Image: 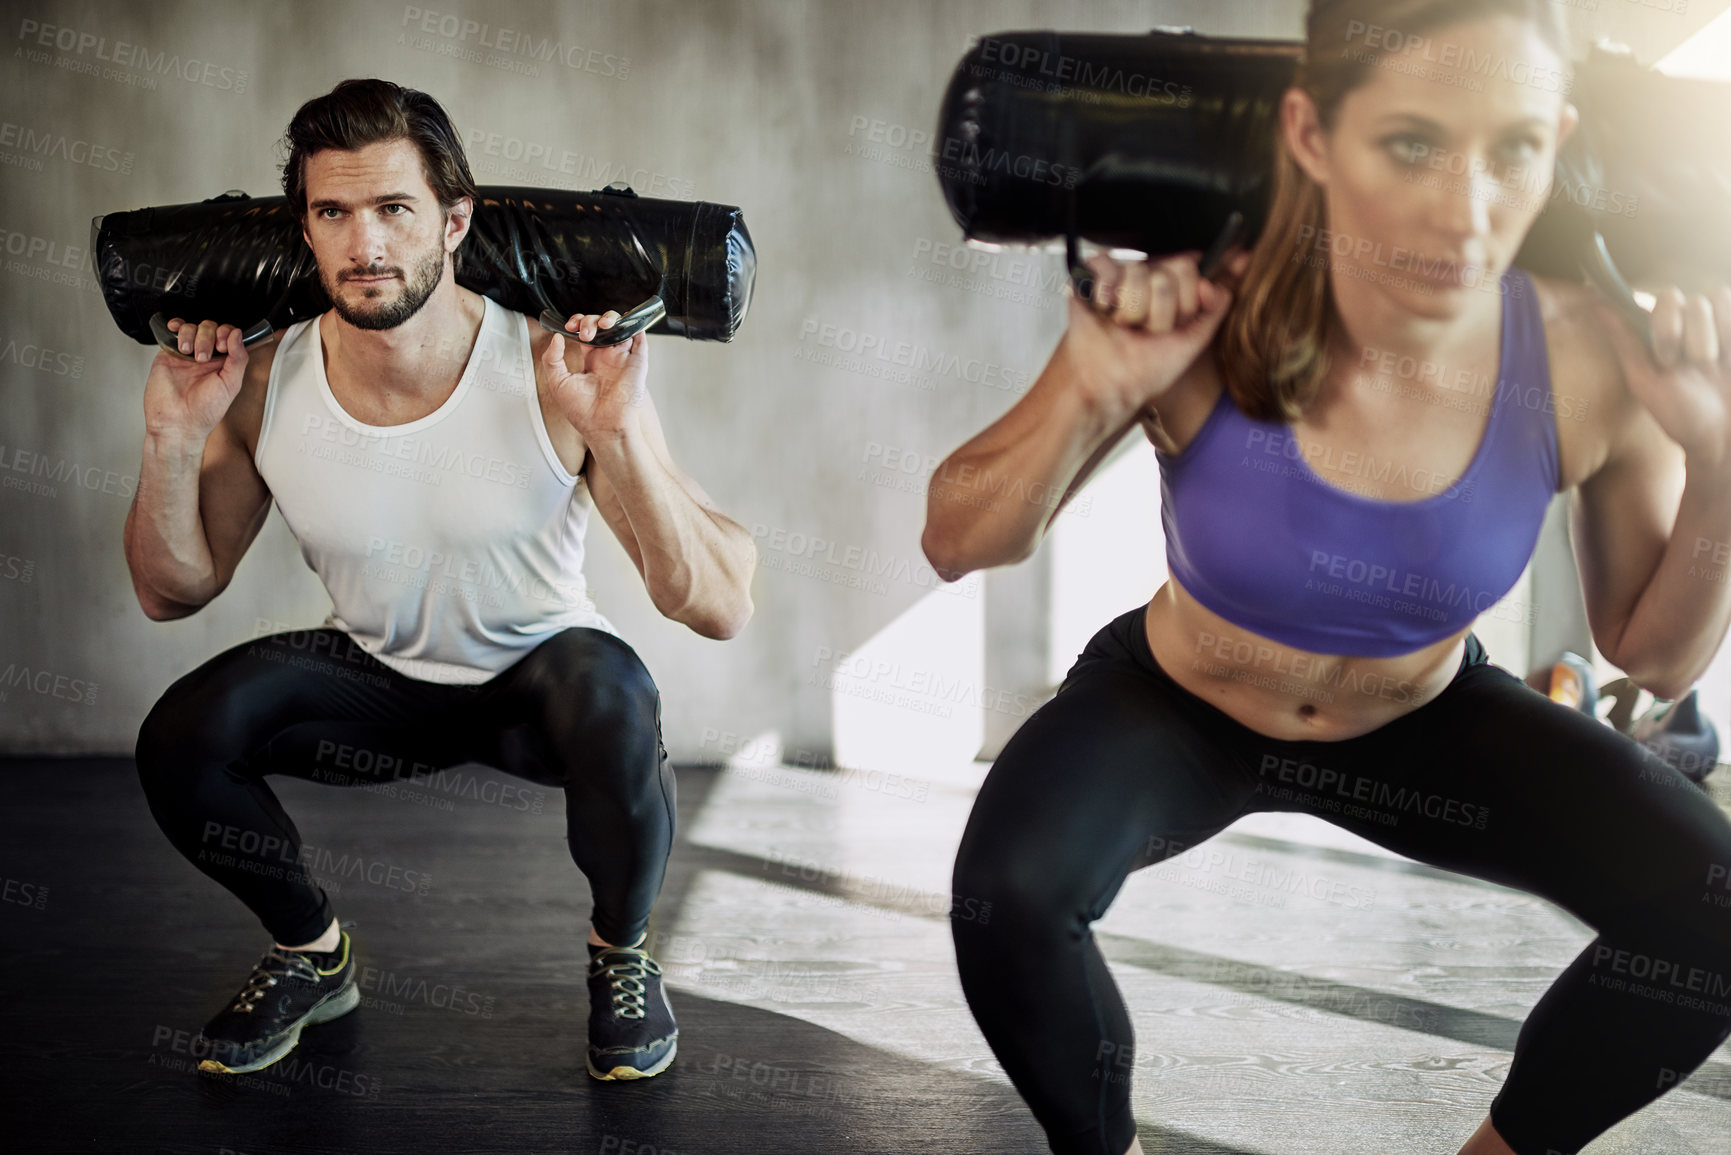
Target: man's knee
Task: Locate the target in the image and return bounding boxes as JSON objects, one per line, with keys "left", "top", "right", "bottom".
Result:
{"left": 134, "top": 689, "right": 203, "bottom": 789}
{"left": 535, "top": 630, "right": 659, "bottom": 721}
{"left": 134, "top": 675, "right": 259, "bottom": 797}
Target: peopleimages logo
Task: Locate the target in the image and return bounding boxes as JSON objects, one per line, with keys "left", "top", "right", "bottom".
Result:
{"left": 0, "top": 335, "right": 83, "bottom": 379}
{"left": 0, "top": 663, "right": 98, "bottom": 706}
{"left": 1306, "top": 551, "right": 1516, "bottom": 618}
{"left": 397, "top": 7, "right": 630, "bottom": 78}
{"left": 14, "top": 20, "right": 251, "bottom": 94}
{"left": 361, "top": 535, "right": 596, "bottom": 613}
{"left": 1243, "top": 426, "right": 1474, "bottom": 503}
{"left": 461, "top": 128, "right": 694, "bottom": 198}
{"left": 972, "top": 36, "right": 1195, "bottom": 106}
{"left": 796, "top": 317, "right": 1028, "bottom": 393}
{"left": 0, "top": 443, "right": 135, "bottom": 499}
{"left": 0, "top": 120, "right": 133, "bottom": 174}
{"left": 297, "top": 414, "right": 533, "bottom": 489}
{"left": 812, "top": 646, "right": 1038, "bottom": 720}
{"left": 1257, "top": 755, "right": 1489, "bottom": 830}
{"left": 935, "top": 135, "right": 1081, "bottom": 189}
{"left": 1343, "top": 20, "right": 1572, "bottom": 95}
{"left": 751, "top": 523, "right": 983, "bottom": 599}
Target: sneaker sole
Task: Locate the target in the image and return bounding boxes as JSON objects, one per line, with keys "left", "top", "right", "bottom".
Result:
{"left": 586, "top": 1036, "right": 678, "bottom": 1081}
{"left": 196, "top": 980, "right": 361, "bottom": 1076}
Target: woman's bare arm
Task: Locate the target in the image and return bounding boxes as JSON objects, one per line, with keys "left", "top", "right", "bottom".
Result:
{"left": 1573, "top": 283, "right": 1731, "bottom": 698}
{"left": 922, "top": 250, "right": 1245, "bottom": 580}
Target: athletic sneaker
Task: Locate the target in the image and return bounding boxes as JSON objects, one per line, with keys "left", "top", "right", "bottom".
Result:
{"left": 585, "top": 940, "right": 678, "bottom": 1079}
{"left": 194, "top": 931, "right": 359, "bottom": 1075}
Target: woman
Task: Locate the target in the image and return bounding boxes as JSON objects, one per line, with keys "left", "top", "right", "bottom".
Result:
{"left": 924, "top": 2, "right": 1731, "bottom": 1153}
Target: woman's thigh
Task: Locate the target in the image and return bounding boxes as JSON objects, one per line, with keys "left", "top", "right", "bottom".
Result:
{"left": 1260, "top": 659, "right": 1731, "bottom": 938}
{"left": 955, "top": 650, "right": 1263, "bottom": 920}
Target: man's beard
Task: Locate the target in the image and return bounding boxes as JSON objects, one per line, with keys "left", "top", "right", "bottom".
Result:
{"left": 325, "top": 242, "right": 446, "bottom": 331}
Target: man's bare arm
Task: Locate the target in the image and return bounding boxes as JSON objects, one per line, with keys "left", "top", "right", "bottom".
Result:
{"left": 537, "top": 315, "right": 755, "bottom": 639}
{"left": 123, "top": 320, "right": 276, "bottom": 620}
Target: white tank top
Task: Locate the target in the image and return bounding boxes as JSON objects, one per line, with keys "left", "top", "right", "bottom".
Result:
{"left": 255, "top": 294, "right": 619, "bottom": 684}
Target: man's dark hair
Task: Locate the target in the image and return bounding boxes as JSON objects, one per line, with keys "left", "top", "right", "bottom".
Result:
{"left": 279, "top": 78, "right": 479, "bottom": 228}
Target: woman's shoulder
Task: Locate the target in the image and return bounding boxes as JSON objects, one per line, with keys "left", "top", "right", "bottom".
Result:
{"left": 1526, "top": 270, "right": 1641, "bottom": 487}
{"left": 1144, "top": 350, "right": 1229, "bottom": 457}
{"left": 1527, "top": 272, "right": 1620, "bottom": 387}
{"left": 1528, "top": 270, "right": 1599, "bottom": 332}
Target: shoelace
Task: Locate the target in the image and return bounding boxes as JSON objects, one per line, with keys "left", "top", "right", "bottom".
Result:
{"left": 230, "top": 948, "right": 321, "bottom": 1014}
{"left": 590, "top": 947, "right": 663, "bottom": 1021}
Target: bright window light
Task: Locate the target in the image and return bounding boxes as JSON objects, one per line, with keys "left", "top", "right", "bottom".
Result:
{"left": 1655, "top": 7, "right": 1731, "bottom": 80}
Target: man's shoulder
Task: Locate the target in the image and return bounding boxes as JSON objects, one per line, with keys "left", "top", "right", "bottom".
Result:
{"left": 497, "top": 301, "right": 589, "bottom": 476}
{"left": 223, "top": 325, "right": 295, "bottom": 459}
{"left": 511, "top": 307, "right": 571, "bottom": 371}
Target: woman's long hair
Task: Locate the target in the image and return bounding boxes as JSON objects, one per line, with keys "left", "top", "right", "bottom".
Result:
{"left": 1216, "top": 0, "right": 1571, "bottom": 421}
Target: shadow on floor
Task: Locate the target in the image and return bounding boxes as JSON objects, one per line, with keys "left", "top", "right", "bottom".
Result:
{"left": 0, "top": 757, "right": 1259, "bottom": 1155}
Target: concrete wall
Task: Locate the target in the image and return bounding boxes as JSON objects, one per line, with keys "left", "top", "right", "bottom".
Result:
{"left": 1, "top": 0, "right": 1723, "bottom": 759}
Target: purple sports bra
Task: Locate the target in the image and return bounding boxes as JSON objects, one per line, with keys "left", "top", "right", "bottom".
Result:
{"left": 1156, "top": 266, "right": 1561, "bottom": 658}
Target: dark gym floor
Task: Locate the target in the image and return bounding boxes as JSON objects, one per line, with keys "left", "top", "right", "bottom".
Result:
{"left": 3, "top": 755, "right": 1730, "bottom": 1154}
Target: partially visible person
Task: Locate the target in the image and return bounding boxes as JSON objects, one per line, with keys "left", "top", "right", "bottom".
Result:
{"left": 923, "top": 4, "right": 1731, "bottom": 1152}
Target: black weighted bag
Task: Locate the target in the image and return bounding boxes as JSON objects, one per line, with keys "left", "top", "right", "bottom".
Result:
{"left": 90, "top": 182, "right": 756, "bottom": 349}
{"left": 936, "top": 30, "right": 1731, "bottom": 328}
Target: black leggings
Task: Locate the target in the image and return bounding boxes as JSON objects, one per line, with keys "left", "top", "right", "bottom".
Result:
{"left": 952, "top": 605, "right": 1731, "bottom": 1155}
{"left": 135, "top": 627, "right": 675, "bottom": 948}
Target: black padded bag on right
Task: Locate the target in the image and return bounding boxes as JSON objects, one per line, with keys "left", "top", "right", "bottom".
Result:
{"left": 935, "top": 30, "right": 1731, "bottom": 288}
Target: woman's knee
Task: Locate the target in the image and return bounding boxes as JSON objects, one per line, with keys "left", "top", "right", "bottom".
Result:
{"left": 952, "top": 758, "right": 1155, "bottom": 945}
{"left": 1599, "top": 859, "right": 1731, "bottom": 979}
{"left": 953, "top": 820, "right": 1095, "bottom": 946}
{"left": 1654, "top": 889, "right": 1731, "bottom": 957}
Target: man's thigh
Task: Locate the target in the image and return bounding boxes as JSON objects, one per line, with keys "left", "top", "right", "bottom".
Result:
{"left": 142, "top": 628, "right": 482, "bottom": 777}
{"left": 468, "top": 627, "right": 664, "bottom": 789}
{"left": 242, "top": 718, "right": 495, "bottom": 792}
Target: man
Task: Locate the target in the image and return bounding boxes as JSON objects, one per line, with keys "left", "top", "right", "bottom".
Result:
{"left": 125, "top": 78, "right": 755, "bottom": 1083}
